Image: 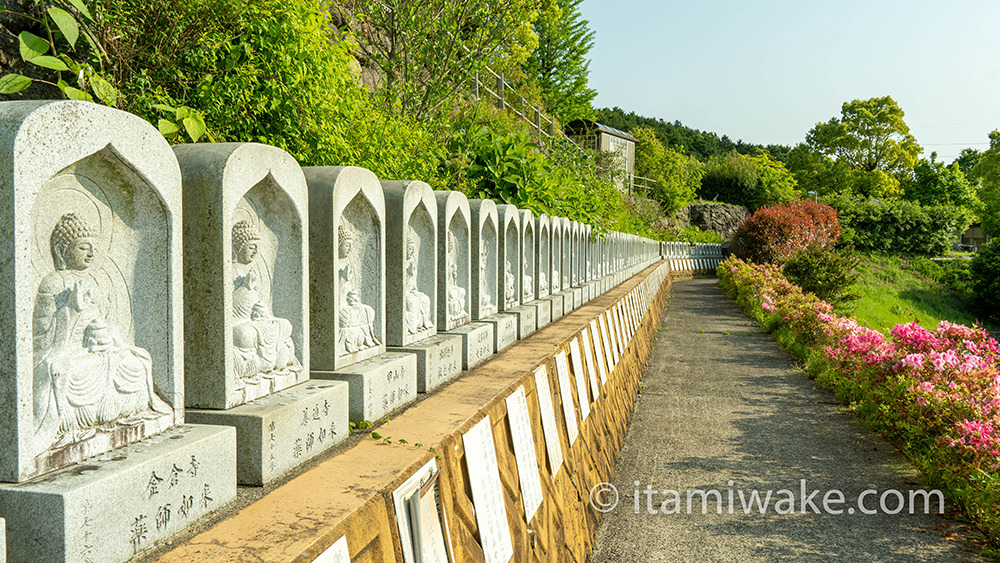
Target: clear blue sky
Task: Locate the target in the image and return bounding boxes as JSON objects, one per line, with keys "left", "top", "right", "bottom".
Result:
{"left": 579, "top": 0, "right": 1000, "bottom": 161}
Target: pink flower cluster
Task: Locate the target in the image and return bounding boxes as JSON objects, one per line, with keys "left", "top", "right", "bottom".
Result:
{"left": 718, "top": 256, "right": 1000, "bottom": 466}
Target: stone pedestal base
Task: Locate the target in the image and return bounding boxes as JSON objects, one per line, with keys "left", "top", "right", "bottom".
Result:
{"left": 187, "top": 381, "right": 349, "bottom": 485}
{"left": 507, "top": 304, "right": 537, "bottom": 339}
{"left": 0, "top": 425, "right": 236, "bottom": 563}
{"left": 571, "top": 286, "right": 584, "bottom": 308}
{"left": 479, "top": 313, "right": 518, "bottom": 353}
{"left": 581, "top": 283, "right": 592, "bottom": 302}
{"left": 441, "top": 322, "right": 495, "bottom": 370}
{"left": 585, "top": 281, "right": 601, "bottom": 300}
{"left": 390, "top": 333, "right": 463, "bottom": 393}
{"left": 554, "top": 290, "right": 575, "bottom": 314}
{"left": 312, "top": 352, "right": 418, "bottom": 423}
{"left": 546, "top": 292, "right": 565, "bottom": 320}
{"left": 534, "top": 299, "right": 551, "bottom": 329}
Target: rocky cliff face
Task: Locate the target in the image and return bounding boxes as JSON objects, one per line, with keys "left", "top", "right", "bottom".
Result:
{"left": 653, "top": 203, "right": 749, "bottom": 240}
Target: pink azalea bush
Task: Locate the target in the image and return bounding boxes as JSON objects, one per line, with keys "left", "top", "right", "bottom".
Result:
{"left": 718, "top": 255, "right": 1000, "bottom": 540}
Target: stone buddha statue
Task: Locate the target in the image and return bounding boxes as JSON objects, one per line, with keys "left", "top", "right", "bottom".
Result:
{"left": 479, "top": 238, "right": 497, "bottom": 317}
{"left": 32, "top": 212, "right": 171, "bottom": 454}
{"left": 504, "top": 258, "right": 516, "bottom": 309}
{"left": 337, "top": 222, "right": 379, "bottom": 354}
{"left": 230, "top": 220, "right": 301, "bottom": 386}
{"left": 403, "top": 228, "right": 434, "bottom": 334}
{"left": 446, "top": 232, "right": 468, "bottom": 325}
{"left": 522, "top": 253, "right": 533, "bottom": 303}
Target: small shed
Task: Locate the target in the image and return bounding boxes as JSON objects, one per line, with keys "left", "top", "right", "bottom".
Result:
{"left": 565, "top": 119, "right": 638, "bottom": 191}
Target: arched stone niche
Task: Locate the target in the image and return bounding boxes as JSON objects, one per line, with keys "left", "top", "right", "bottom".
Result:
{"left": 535, "top": 214, "right": 551, "bottom": 299}
{"left": 0, "top": 101, "right": 183, "bottom": 482}
{"left": 469, "top": 200, "right": 498, "bottom": 320}
{"left": 497, "top": 204, "right": 520, "bottom": 311}
{"left": 572, "top": 221, "right": 583, "bottom": 286}
{"left": 519, "top": 209, "right": 535, "bottom": 304}
{"left": 435, "top": 190, "right": 471, "bottom": 332}
{"left": 305, "top": 166, "right": 385, "bottom": 371}
{"left": 550, "top": 217, "right": 562, "bottom": 293}
{"left": 176, "top": 143, "right": 308, "bottom": 410}
{"left": 560, "top": 218, "right": 572, "bottom": 289}
{"left": 383, "top": 181, "right": 438, "bottom": 347}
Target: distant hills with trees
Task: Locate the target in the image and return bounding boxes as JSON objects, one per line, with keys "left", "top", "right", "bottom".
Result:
{"left": 594, "top": 106, "right": 791, "bottom": 162}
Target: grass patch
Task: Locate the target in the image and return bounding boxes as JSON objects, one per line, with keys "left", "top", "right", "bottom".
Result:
{"left": 849, "top": 254, "right": 995, "bottom": 333}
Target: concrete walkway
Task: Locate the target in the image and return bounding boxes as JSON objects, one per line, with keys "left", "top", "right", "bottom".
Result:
{"left": 589, "top": 278, "right": 988, "bottom": 562}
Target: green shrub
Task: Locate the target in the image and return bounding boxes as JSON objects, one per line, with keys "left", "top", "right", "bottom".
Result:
{"left": 827, "top": 196, "right": 971, "bottom": 256}
{"left": 971, "top": 241, "right": 1000, "bottom": 319}
{"left": 782, "top": 247, "right": 860, "bottom": 307}
{"left": 699, "top": 150, "right": 797, "bottom": 211}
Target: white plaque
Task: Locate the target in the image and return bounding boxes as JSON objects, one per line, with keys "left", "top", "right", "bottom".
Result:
{"left": 626, "top": 296, "right": 636, "bottom": 339}
{"left": 392, "top": 459, "right": 451, "bottom": 563}
{"left": 598, "top": 314, "right": 614, "bottom": 373}
{"left": 411, "top": 478, "right": 450, "bottom": 563}
{"left": 604, "top": 311, "right": 620, "bottom": 366}
{"left": 554, "top": 351, "right": 580, "bottom": 445}
{"left": 505, "top": 387, "right": 544, "bottom": 522}
{"left": 624, "top": 301, "right": 633, "bottom": 342}
{"left": 589, "top": 319, "right": 608, "bottom": 385}
{"left": 581, "top": 328, "right": 600, "bottom": 398}
{"left": 532, "top": 365, "right": 564, "bottom": 476}
{"left": 614, "top": 305, "right": 626, "bottom": 351}
{"left": 462, "top": 416, "right": 514, "bottom": 563}
{"left": 312, "top": 535, "right": 351, "bottom": 563}
{"left": 569, "top": 338, "right": 591, "bottom": 421}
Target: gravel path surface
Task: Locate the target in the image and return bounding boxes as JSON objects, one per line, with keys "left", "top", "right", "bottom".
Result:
{"left": 589, "top": 277, "right": 988, "bottom": 562}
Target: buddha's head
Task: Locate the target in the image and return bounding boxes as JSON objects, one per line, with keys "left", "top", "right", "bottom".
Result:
{"left": 338, "top": 223, "right": 355, "bottom": 259}
{"left": 232, "top": 220, "right": 261, "bottom": 265}
{"left": 51, "top": 212, "right": 98, "bottom": 271}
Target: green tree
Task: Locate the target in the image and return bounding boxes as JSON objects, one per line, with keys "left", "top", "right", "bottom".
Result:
{"left": 330, "top": 0, "right": 543, "bottom": 120}
{"left": 631, "top": 127, "right": 703, "bottom": 213}
{"left": 699, "top": 151, "right": 797, "bottom": 210}
{"left": 972, "top": 131, "right": 1000, "bottom": 237}
{"left": 907, "top": 153, "right": 981, "bottom": 214}
{"left": 805, "top": 96, "right": 922, "bottom": 178}
{"left": 521, "top": 0, "right": 596, "bottom": 124}
{"left": 954, "top": 148, "right": 982, "bottom": 184}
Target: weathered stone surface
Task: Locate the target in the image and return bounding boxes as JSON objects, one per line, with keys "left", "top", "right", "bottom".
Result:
{"left": 391, "top": 332, "right": 462, "bottom": 393}
{"left": 534, "top": 298, "right": 552, "bottom": 329}
{"left": 383, "top": 181, "right": 438, "bottom": 347}
{"left": 0, "top": 100, "right": 184, "bottom": 483}
{"left": 518, "top": 209, "right": 536, "bottom": 305}
{"left": 468, "top": 200, "right": 499, "bottom": 320}
{"left": 497, "top": 204, "right": 520, "bottom": 311}
{"left": 175, "top": 142, "right": 309, "bottom": 410}
{"left": 535, "top": 214, "right": 551, "bottom": 299}
{"left": 305, "top": 166, "right": 385, "bottom": 371}
{"left": 0, "top": 424, "right": 235, "bottom": 563}
{"left": 545, "top": 292, "right": 565, "bottom": 321}
{"left": 186, "top": 381, "right": 348, "bottom": 485}
{"left": 312, "top": 352, "right": 417, "bottom": 423}
{"left": 506, "top": 304, "right": 537, "bottom": 339}
{"left": 550, "top": 216, "right": 563, "bottom": 294}
{"left": 435, "top": 191, "right": 471, "bottom": 332}
{"left": 555, "top": 288, "right": 576, "bottom": 313}
{"left": 652, "top": 202, "right": 748, "bottom": 240}
{"left": 477, "top": 313, "right": 517, "bottom": 353}
{"left": 441, "top": 322, "right": 494, "bottom": 370}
